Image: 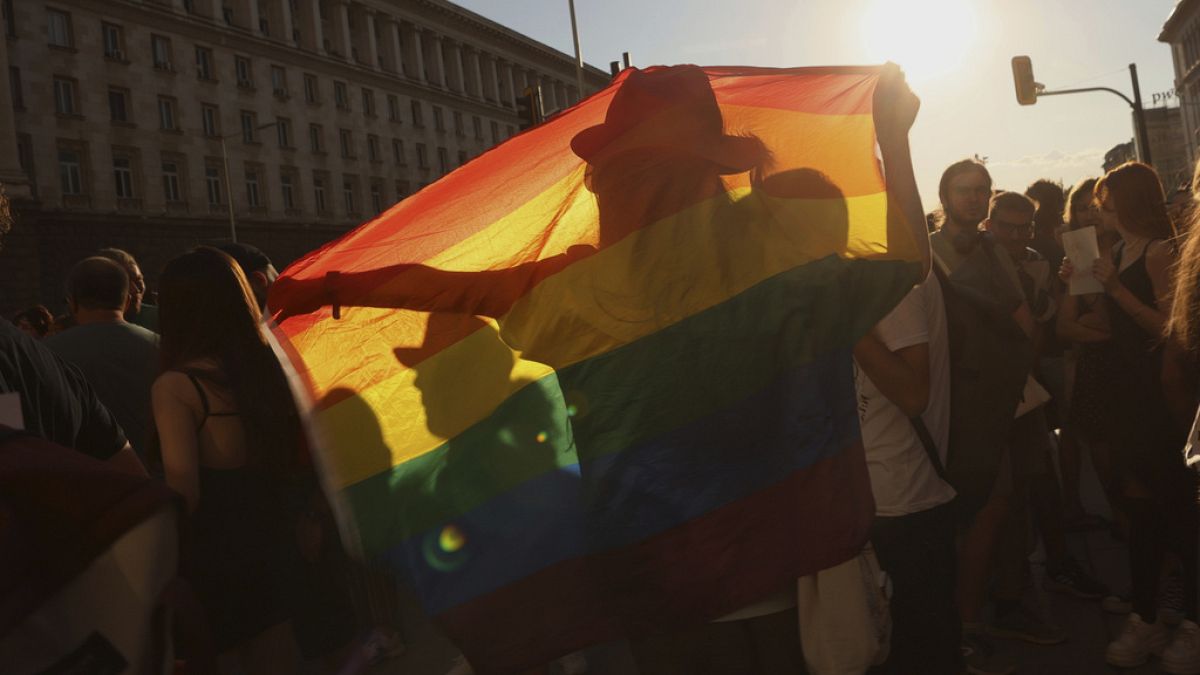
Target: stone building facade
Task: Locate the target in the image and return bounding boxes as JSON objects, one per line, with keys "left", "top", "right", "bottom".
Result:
{"left": 0, "top": 0, "right": 608, "bottom": 314}
{"left": 1160, "top": 0, "right": 1200, "bottom": 169}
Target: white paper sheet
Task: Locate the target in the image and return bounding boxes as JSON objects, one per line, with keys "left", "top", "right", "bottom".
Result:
{"left": 1061, "top": 226, "right": 1104, "bottom": 295}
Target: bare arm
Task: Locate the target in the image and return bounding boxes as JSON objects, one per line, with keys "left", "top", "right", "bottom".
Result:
{"left": 854, "top": 333, "right": 930, "bottom": 417}
{"left": 874, "top": 65, "right": 930, "bottom": 278}
{"left": 1097, "top": 241, "right": 1174, "bottom": 336}
{"left": 1055, "top": 292, "right": 1111, "bottom": 343}
{"left": 152, "top": 373, "right": 202, "bottom": 513}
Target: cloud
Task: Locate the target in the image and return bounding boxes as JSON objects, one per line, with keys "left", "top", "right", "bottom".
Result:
{"left": 988, "top": 147, "right": 1108, "bottom": 170}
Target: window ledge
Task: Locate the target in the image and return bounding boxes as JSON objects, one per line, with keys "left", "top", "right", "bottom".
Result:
{"left": 161, "top": 128, "right": 184, "bottom": 135}
{"left": 55, "top": 113, "right": 85, "bottom": 121}
{"left": 116, "top": 197, "right": 143, "bottom": 210}
{"left": 48, "top": 44, "right": 77, "bottom": 53}
{"left": 112, "top": 120, "right": 137, "bottom": 128}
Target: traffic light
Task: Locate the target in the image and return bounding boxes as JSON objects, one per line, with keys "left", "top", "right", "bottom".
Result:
{"left": 1012, "top": 56, "right": 1039, "bottom": 106}
{"left": 517, "top": 85, "right": 543, "bottom": 130}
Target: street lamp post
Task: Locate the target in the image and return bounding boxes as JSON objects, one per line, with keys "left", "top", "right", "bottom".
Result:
{"left": 567, "top": 0, "right": 584, "bottom": 101}
{"left": 219, "top": 121, "right": 278, "bottom": 244}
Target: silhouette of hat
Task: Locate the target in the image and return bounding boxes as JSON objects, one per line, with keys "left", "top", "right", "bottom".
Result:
{"left": 571, "top": 66, "right": 762, "bottom": 174}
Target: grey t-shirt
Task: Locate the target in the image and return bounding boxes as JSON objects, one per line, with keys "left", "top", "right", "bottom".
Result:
{"left": 46, "top": 322, "right": 159, "bottom": 459}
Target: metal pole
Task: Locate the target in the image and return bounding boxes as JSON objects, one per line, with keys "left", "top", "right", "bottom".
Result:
{"left": 567, "top": 0, "right": 584, "bottom": 102}
{"left": 1130, "top": 63, "right": 1153, "bottom": 165}
{"left": 220, "top": 135, "right": 236, "bottom": 243}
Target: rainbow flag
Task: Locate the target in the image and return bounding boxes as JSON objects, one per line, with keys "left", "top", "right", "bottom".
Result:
{"left": 270, "top": 65, "right": 921, "bottom": 673}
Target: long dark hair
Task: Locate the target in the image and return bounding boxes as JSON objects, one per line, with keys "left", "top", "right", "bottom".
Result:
{"left": 1094, "top": 161, "right": 1175, "bottom": 240}
{"left": 157, "top": 246, "right": 300, "bottom": 473}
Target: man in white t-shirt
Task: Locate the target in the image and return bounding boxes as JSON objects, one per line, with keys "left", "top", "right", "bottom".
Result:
{"left": 853, "top": 272, "right": 961, "bottom": 674}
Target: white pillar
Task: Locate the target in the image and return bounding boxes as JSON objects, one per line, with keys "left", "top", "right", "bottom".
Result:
{"left": 489, "top": 56, "right": 502, "bottom": 102}
{"left": 471, "top": 49, "right": 484, "bottom": 99}
{"left": 389, "top": 21, "right": 404, "bottom": 75}
{"left": 433, "top": 34, "right": 447, "bottom": 88}
{"left": 504, "top": 62, "right": 517, "bottom": 106}
{"left": 298, "top": 0, "right": 324, "bottom": 53}
{"left": 363, "top": 11, "right": 380, "bottom": 69}
{"left": 453, "top": 44, "right": 466, "bottom": 93}
{"left": 336, "top": 1, "right": 353, "bottom": 63}
{"left": 280, "top": 0, "right": 295, "bottom": 43}
{"left": 411, "top": 27, "right": 426, "bottom": 82}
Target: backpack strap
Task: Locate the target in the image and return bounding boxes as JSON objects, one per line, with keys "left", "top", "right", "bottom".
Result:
{"left": 909, "top": 416, "right": 948, "bottom": 481}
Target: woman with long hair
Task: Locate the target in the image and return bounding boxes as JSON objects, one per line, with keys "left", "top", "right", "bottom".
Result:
{"left": 151, "top": 246, "right": 305, "bottom": 674}
{"left": 1075, "top": 163, "right": 1200, "bottom": 672}
{"left": 1056, "top": 178, "right": 1120, "bottom": 526}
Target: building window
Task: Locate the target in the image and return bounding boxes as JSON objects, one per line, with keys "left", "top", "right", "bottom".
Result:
{"left": 205, "top": 166, "right": 222, "bottom": 205}
{"left": 281, "top": 173, "right": 295, "bottom": 209}
{"left": 47, "top": 8, "right": 72, "bottom": 48}
{"left": 411, "top": 100, "right": 423, "bottom": 127}
{"left": 370, "top": 183, "right": 382, "bottom": 214}
{"left": 245, "top": 168, "right": 260, "bottom": 207}
{"left": 506, "top": 124, "right": 515, "bottom": 138}
{"left": 158, "top": 97, "right": 178, "bottom": 130}
{"left": 53, "top": 77, "right": 77, "bottom": 116}
{"left": 392, "top": 138, "right": 405, "bottom": 165}
{"left": 162, "top": 161, "right": 182, "bottom": 202}
{"left": 457, "top": 150, "right": 467, "bottom": 166}
{"left": 473, "top": 115, "right": 483, "bottom": 140}
{"left": 343, "top": 178, "right": 356, "bottom": 213}
{"left": 195, "top": 46, "right": 214, "bottom": 80}
{"left": 235, "top": 55, "right": 253, "bottom": 88}
{"left": 437, "top": 146, "right": 448, "bottom": 174}
{"left": 339, "top": 129, "right": 353, "bottom": 158}
{"left": 433, "top": 106, "right": 444, "bottom": 132}
{"left": 113, "top": 156, "right": 134, "bottom": 199}
{"left": 108, "top": 88, "right": 129, "bottom": 123}
{"left": 102, "top": 23, "right": 124, "bottom": 60}
{"left": 387, "top": 94, "right": 400, "bottom": 122}
{"left": 309, "top": 124, "right": 323, "bottom": 153}
{"left": 396, "top": 180, "right": 409, "bottom": 199}
{"left": 59, "top": 149, "right": 83, "bottom": 195}
{"left": 151, "top": 35, "right": 173, "bottom": 71}
{"left": 270, "top": 65, "right": 287, "bottom": 97}
{"left": 361, "top": 88, "right": 375, "bottom": 117}
{"left": 241, "top": 110, "right": 257, "bottom": 143}
{"left": 453, "top": 111, "right": 464, "bottom": 137}
{"left": 303, "top": 73, "right": 318, "bottom": 103}
{"left": 313, "top": 175, "right": 326, "bottom": 212}
{"left": 490, "top": 120, "right": 499, "bottom": 144}
{"left": 415, "top": 143, "right": 428, "bottom": 169}
{"left": 367, "top": 134, "right": 380, "bottom": 162}
{"left": 9, "top": 67, "right": 22, "bottom": 110}
{"left": 201, "top": 103, "right": 219, "bottom": 137}
{"left": 334, "top": 81, "right": 349, "bottom": 110}
{"left": 277, "top": 117, "right": 292, "bottom": 148}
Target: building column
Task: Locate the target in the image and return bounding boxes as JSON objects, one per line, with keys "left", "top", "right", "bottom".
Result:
{"left": 280, "top": 0, "right": 295, "bottom": 44}
{"left": 432, "top": 34, "right": 447, "bottom": 88}
{"left": 470, "top": 49, "right": 484, "bottom": 99}
{"left": 334, "top": 1, "right": 353, "bottom": 63}
{"left": 296, "top": 0, "right": 324, "bottom": 53}
{"left": 489, "top": 56, "right": 502, "bottom": 103}
{"left": 203, "top": 0, "right": 222, "bottom": 21}
{"left": 542, "top": 77, "right": 558, "bottom": 110}
{"left": 410, "top": 27, "right": 426, "bottom": 82}
{"left": 504, "top": 62, "right": 517, "bottom": 105}
{"left": 453, "top": 43, "right": 466, "bottom": 93}
{"left": 388, "top": 20, "right": 404, "bottom": 75}
{"left": 0, "top": 43, "right": 30, "bottom": 197}
{"left": 247, "top": 1, "right": 261, "bottom": 35}
{"left": 363, "top": 10, "right": 380, "bottom": 69}
{"left": 518, "top": 69, "right": 530, "bottom": 92}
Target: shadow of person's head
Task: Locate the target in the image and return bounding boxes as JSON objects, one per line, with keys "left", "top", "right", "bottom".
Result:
{"left": 395, "top": 313, "right": 515, "bottom": 439}
{"left": 571, "top": 66, "right": 768, "bottom": 246}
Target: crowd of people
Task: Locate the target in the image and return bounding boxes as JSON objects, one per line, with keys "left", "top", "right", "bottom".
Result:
{"left": 4, "top": 86, "right": 1200, "bottom": 675}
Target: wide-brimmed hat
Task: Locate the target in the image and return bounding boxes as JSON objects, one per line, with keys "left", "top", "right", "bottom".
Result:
{"left": 570, "top": 66, "right": 762, "bottom": 174}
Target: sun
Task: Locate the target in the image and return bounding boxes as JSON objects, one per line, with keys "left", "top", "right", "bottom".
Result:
{"left": 860, "top": 0, "right": 978, "bottom": 81}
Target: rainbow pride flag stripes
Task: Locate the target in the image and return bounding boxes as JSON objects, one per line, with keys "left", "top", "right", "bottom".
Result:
{"left": 270, "top": 65, "right": 921, "bottom": 674}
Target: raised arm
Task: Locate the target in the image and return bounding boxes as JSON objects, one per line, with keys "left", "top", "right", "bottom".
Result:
{"left": 874, "top": 64, "right": 930, "bottom": 278}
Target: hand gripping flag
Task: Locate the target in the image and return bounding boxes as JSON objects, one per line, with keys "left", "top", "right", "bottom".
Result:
{"left": 269, "top": 64, "right": 923, "bottom": 674}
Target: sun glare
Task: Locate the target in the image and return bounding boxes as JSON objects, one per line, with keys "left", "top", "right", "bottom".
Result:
{"left": 860, "top": 0, "right": 978, "bottom": 81}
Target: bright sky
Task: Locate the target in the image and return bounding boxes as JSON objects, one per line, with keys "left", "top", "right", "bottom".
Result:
{"left": 455, "top": 0, "right": 1181, "bottom": 210}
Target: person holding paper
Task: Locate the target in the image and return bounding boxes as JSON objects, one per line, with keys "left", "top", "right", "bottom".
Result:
{"left": 1076, "top": 161, "right": 1199, "bottom": 672}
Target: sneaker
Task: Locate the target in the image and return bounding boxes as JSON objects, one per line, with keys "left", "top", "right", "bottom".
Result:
{"left": 1103, "top": 591, "right": 1133, "bottom": 615}
{"left": 1104, "top": 613, "right": 1169, "bottom": 668}
{"left": 361, "top": 627, "right": 406, "bottom": 666}
{"left": 961, "top": 632, "right": 1016, "bottom": 675}
{"left": 1044, "top": 558, "right": 1109, "bottom": 600}
{"left": 1163, "top": 620, "right": 1200, "bottom": 675}
{"left": 987, "top": 604, "right": 1067, "bottom": 645}
{"left": 1162, "top": 571, "right": 1186, "bottom": 626}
